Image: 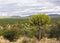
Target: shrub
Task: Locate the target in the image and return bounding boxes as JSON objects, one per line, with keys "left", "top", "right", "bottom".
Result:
{"left": 0, "top": 29, "right": 3, "bottom": 36}
{"left": 3, "top": 28, "right": 20, "bottom": 42}
{"left": 49, "top": 21, "right": 60, "bottom": 40}
{"left": 19, "top": 26, "right": 37, "bottom": 38}
{"left": 22, "top": 38, "right": 32, "bottom": 43}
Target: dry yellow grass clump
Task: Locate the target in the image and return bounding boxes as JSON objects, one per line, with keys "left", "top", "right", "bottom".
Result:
{"left": 0, "top": 36, "right": 60, "bottom": 43}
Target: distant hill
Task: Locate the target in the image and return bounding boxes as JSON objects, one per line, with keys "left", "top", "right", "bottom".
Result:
{"left": 0, "top": 14, "right": 60, "bottom": 18}
{"left": 25, "top": 14, "right": 60, "bottom": 18}
{"left": 9, "top": 16, "right": 21, "bottom": 18}
{"left": 48, "top": 14, "right": 60, "bottom": 18}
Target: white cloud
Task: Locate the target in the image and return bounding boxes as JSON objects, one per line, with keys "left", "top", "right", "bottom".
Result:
{"left": 0, "top": 12, "right": 8, "bottom": 16}
{"left": 0, "top": 0, "right": 37, "bottom": 6}
{"left": 0, "top": 0, "right": 60, "bottom": 16}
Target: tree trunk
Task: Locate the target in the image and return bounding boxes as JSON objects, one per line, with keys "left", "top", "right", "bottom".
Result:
{"left": 37, "top": 27, "right": 41, "bottom": 41}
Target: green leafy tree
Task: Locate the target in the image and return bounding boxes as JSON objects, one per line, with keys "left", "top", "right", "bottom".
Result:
{"left": 29, "top": 14, "right": 50, "bottom": 41}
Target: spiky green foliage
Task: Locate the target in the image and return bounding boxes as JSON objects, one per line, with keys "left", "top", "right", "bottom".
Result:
{"left": 29, "top": 14, "right": 50, "bottom": 26}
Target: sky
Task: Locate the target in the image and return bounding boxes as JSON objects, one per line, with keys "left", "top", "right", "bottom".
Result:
{"left": 0, "top": 0, "right": 60, "bottom": 17}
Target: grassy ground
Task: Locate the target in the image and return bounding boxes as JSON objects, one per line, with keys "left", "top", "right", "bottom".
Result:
{"left": 0, "top": 36, "right": 60, "bottom": 43}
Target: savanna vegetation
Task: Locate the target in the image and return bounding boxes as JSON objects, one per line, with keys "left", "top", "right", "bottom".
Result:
{"left": 0, "top": 14, "right": 60, "bottom": 43}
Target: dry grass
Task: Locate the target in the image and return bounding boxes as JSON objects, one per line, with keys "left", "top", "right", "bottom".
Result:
{"left": 0, "top": 36, "right": 60, "bottom": 43}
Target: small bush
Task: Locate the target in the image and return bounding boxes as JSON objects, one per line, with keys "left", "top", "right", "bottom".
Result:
{"left": 22, "top": 39, "right": 32, "bottom": 43}
{"left": 3, "top": 28, "right": 20, "bottom": 42}
{"left": 0, "top": 29, "right": 3, "bottom": 36}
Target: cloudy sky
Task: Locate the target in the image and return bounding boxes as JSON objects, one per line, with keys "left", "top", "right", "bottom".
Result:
{"left": 0, "top": 0, "right": 60, "bottom": 17}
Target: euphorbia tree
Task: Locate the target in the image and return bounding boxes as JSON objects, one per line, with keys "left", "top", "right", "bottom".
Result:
{"left": 29, "top": 14, "right": 50, "bottom": 41}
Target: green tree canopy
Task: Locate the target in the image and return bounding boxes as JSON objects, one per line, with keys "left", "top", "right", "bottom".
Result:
{"left": 29, "top": 14, "right": 50, "bottom": 26}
